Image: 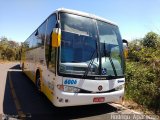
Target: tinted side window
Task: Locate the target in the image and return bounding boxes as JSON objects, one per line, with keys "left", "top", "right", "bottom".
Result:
{"left": 23, "top": 41, "right": 29, "bottom": 50}
{"left": 26, "top": 20, "right": 47, "bottom": 49}
{"left": 45, "top": 14, "right": 57, "bottom": 72}
{"left": 37, "top": 21, "right": 47, "bottom": 47}
{"left": 30, "top": 32, "right": 37, "bottom": 48}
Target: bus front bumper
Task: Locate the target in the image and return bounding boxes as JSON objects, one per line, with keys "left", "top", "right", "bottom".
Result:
{"left": 53, "top": 89, "right": 124, "bottom": 107}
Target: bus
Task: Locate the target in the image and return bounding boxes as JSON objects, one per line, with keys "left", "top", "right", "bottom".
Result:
{"left": 21, "top": 8, "right": 128, "bottom": 107}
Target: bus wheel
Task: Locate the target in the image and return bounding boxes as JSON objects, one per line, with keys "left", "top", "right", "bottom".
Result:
{"left": 36, "top": 72, "right": 41, "bottom": 91}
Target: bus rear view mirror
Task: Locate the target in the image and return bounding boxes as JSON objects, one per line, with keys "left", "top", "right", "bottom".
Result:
{"left": 122, "top": 39, "right": 128, "bottom": 59}
{"left": 52, "top": 28, "right": 61, "bottom": 47}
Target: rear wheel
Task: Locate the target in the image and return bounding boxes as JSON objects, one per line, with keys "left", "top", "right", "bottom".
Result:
{"left": 36, "top": 72, "right": 41, "bottom": 91}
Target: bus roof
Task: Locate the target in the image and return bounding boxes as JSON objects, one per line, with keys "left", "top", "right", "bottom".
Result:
{"left": 24, "top": 8, "right": 118, "bottom": 42}
{"left": 54, "top": 8, "right": 118, "bottom": 26}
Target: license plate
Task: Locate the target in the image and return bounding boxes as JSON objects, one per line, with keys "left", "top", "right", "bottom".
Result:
{"left": 93, "top": 97, "right": 105, "bottom": 102}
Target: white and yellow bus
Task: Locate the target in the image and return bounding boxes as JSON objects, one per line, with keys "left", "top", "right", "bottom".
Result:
{"left": 21, "top": 8, "right": 128, "bottom": 107}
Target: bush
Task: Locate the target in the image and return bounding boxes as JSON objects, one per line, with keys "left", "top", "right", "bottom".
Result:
{"left": 125, "top": 32, "right": 160, "bottom": 114}
{"left": 125, "top": 62, "right": 160, "bottom": 113}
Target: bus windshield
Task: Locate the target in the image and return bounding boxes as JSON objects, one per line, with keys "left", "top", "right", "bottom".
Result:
{"left": 59, "top": 13, "right": 124, "bottom": 78}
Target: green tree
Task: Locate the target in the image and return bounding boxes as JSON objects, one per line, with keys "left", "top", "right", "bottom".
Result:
{"left": 142, "top": 32, "right": 158, "bottom": 48}
{"left": 5, "top": 48, "right": 15, "bottom": 60}
{"left": 0, "top": 36, "right": 21, "bottom": 61}
{"left": 0, "top": 45, "right": 4, "bottom": 59}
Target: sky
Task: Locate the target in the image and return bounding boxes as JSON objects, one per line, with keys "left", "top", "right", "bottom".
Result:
{"left": 0, "top": 0, "right": 160, "bottom": 43}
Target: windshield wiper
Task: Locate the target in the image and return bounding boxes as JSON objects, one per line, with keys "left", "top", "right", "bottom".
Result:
{"left": 103, "top": 42, "right": 117, "bottom": 76}
{"left": 82, "top": 49, "right": 97, "bottom": 78}
{"left": 108, "top": 56, "right": 117, "bottom": 76}
{"left": 83, "top": 41, "right": 98, "bottom": 78}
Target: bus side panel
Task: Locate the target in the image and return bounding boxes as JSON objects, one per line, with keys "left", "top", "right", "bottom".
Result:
{"left": 41, "top": 67, "right": 56, "bottom": 103}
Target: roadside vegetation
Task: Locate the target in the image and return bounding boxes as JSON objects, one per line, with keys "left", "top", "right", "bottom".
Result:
{"left": 0, "top": 36, "right": 21, "bottom": 61}
{"left": 125, "top": 31, "right": 160, "bottom": 115}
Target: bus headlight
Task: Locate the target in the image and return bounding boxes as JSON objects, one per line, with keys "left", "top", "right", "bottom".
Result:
{"left": 57, "top": 85, "right": 80, "bottom": 93}
{"left": 115, "top": 84, "right": 124, "bottom": 91}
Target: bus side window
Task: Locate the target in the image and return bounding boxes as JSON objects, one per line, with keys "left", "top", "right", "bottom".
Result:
{"left": 45, "top": 14, "right": 57, "bottom": 73}
{"left": 37, "top": 21, "right": 47, "bottom": 47}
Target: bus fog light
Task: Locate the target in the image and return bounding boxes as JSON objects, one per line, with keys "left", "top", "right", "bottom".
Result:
{"left": 115, "top": 85, "right": 124, "bottom": 91}
{"left": 59, "top": 98, "right": 63, "bottom": 102}
{"left": 65, "top": 99, "right": 69, "bottom": 103}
